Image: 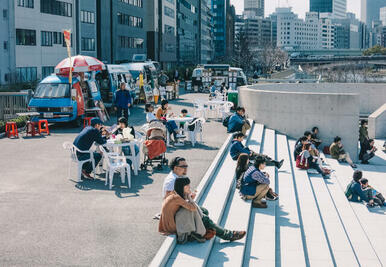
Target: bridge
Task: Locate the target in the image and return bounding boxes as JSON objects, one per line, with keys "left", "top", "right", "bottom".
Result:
{"left": 290, "top": 55, "right": 386, "bottom": 66}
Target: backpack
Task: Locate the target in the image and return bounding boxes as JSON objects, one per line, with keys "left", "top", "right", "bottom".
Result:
{"left": 345, "top": 181, "right": 354, "bottom": 199}
{"left": 223, "top": 114, "right": 231, "bottom": 127}
{"left": 296, "top": 153, "right": 309, "bottom": 169}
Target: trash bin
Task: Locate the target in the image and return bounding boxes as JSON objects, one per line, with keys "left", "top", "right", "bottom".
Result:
{"left": 227, "top": 90, "right": 238, "bottom": 109}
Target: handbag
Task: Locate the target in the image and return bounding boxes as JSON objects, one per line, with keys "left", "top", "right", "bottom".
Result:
{"left": 296, "top": 153, "right": 309, "bottom": 169}
{"left": 323, "top": 146, "right": 330, "bottom": 155}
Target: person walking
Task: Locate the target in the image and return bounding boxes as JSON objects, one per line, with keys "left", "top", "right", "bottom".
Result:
{"left": 114, "top": 82, "right": 132, "bottom": 122}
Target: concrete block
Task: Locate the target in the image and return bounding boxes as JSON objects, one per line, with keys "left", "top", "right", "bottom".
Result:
{"left": 368, "top": 103, "right": 386, "bottom": 139}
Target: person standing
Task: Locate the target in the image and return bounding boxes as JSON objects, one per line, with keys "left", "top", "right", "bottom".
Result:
{"left": 114, "top": 82, "right": 132, "bottom": 122}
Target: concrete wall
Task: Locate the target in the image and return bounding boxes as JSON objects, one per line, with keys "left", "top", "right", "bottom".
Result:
{"left": 368, "top": 103, "right": 386, "bottom": 139}
{"left": 248, "top": 83, "right": 386, "bottom": 116}
{"left": 239, "top": 85, "right": 360, "bottom": 161}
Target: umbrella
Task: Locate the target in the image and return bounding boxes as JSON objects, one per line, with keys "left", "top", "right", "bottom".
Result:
{"left": 55, "top": 55, "right": 105, "bottom": 74}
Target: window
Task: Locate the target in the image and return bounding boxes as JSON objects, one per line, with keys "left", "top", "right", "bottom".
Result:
{"left": 40, "top": 0, "right": 72, "bottom": 17}
{"left": 16, "top": 29, "right": 36, "bottom": 45}
{"left": 117, "top": 12, "right": 143, "bottom": 28}
{"left": 42, "top": 66, "right": 54, "bottom": 78}
{"left": 164, "top": 6, "right": 174, "bottom": 18}
{"left": 17, "top": 0, "right": 34, "bottom": 8}
{"left": 164, "top": 25, "right": 174, "bottom": 34}
{"left": 119, "top": 36, "right": 144, "bottom": 48}
{"left": 80, "top": 10, "right": 95, "bottom": 24}
{"left": 34, "top": 83, "right": 70, "bottom": 98}
{"left": 119, "top": 0, "right": 143, "bottom": 8}
{"left": 53, "top": 31, "right": 63, "bottom": 44}
{"left": 3, "top": 41, "right": 8, "bottom": 50}
{"left": 16, "top": 67, "right": 37, "bottom": 82}
{"left": 3, "top": 9, "right": 8, "bottom": 18}
{"left": 81, "top": 38, "right": 95, "bottom": 51}
{"left": 41, "top": 31, "right": 52, "bottom": 46}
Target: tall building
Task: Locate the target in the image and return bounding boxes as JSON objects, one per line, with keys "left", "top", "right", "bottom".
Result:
{"left": 244, "top": 0, "right": 264, "bottom": 17}
{"left": 98, "top": 0, "right": 146, "bottom": 64}
{"left": 211, "top": 0, "right": 226, "bottom": 59}
{"left": 361, "top": 0, "right": 384, "bottom": 27}
{"left": 380, "top": 6, "right": 386, "bottom": 26}
{"left": 309, "top": 0, "right": 346, "bottom": 18}
{"left": 77, "top": 0, "right": 97, "bottom": 58}
{"left": 198, "top": 0, "right": 214, "bottom": 63}
{"left": 241, "top": 15, "right": 272, "bottom": 51}
{"left": 226, "top": 4, "right": 236, "bottom": 58}
{"left": 0, "top": 0, "right": 15, "bottom": 85}
{"left": 146, "top": 0, "right": 177, "bottom": 70}
{"left": 176, "top": 0, "right": 199, "bottom": 65}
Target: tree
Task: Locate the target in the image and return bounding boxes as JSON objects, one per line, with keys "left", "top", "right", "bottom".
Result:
{"left": 256, "top": 45, "right": 288, "bottom": 74}
{"left": 363, "top": 45, "right": 386, "bottom": 56}
{"left": 232, "top": 31, "right": 254, "bottom": 72}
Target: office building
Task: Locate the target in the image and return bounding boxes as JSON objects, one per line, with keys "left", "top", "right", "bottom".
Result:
{"left": 212, "top": 0, "right": 226, "bottom": 59}
{"left": 77, "top": 0, "right": 97, "bottom": 58}
{"left": 98, "top": 0, "right": 146, "bottom": 64}
{"left": 0, "top": 0, "right": 15, "bottom": 84}
{"left": 177, "top": 0, "right": 199, "bottom": 65}
{"left": 380, "top": 6, "right": 386, "bottom": 26}
{"left": 226, "top": 4, "right": 236, "bottom": 58}
{"left": 241, "top": 15, "right": 272, "bottom": 50}
{"left": 361, "top": 0, "right": 384, "bottom": 27}
{"left": 199, "top": 0, "right": 214, "bottom": 63}
{"left": 269, "top": 12, "right": 277, "bottom": 47}
{"left": 244, "top": 0, "right": 264, "bottom": 17}
{"left": 333, "top": 13, "right": 366, "bottom": 49}
{"left": 310, "top": 0, "right": 346, "bottom": 18}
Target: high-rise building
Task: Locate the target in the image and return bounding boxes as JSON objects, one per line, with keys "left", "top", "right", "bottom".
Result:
{"left": 211, "top": 0, "right": 226, "bottom": 59}
{"left": 226, "top": 4, "right": 236, "bottom": 58}
{"left": 77, "top": 0, "right": 97, "bottom": 58}
{"left": 241, "top": 15, "right": 272, "bottom": 50}
{"left": 97, "top": 0, "right": 146, "bottom": 64}
{"left": 0, "top": 0, "right": 15, "bottom": 85}
{"left": 199, "top": 0, "right": 214, "bottom": 63}
{"left": 380, "top": 6, "right": 386, "bottom": 26}
{"left": 361, "top": 0, "right": 384, "bottom": 27}
{"left": 309, "top": 0, "right": 346, "bottom": 18}
{"left": 244, "top": 0, "right": 264, "bottom": 17}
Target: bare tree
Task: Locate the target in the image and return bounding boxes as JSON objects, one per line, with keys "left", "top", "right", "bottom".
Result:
{"left": 256, "top": 45, "right": 288, "bottom": 74}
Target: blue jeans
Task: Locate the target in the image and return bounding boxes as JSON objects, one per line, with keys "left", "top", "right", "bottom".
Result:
{"left": 77, "top": 152, "right": 102, "bottom": 173}
{"left": 165, "top": 120, "right": 178, "bottom": 139}
{"left": 116, "top": 107, "right": 129, "bottom": 121}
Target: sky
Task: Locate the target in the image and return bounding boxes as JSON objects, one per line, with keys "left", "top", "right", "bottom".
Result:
{"left": 231, "top": 0, "right": 361, "bottom": 19}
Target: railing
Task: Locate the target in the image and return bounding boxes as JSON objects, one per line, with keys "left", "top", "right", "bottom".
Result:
{"left": 0, "top": 90, "right": 33, "bottom": 120}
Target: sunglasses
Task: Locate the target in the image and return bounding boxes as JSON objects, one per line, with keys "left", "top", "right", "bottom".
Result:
{"left": 177, "top": 165, "right": 188, "bottom": 169}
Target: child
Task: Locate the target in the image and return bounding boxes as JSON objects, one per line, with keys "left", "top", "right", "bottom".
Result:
{"left": 179, "top": 109, "right": 191, "bottom": 129}
{"left": 360, "top": 178, "right": 385, "bottom": 207}
{"left": 145, "top": 103, "right": 157, "bottom": 123}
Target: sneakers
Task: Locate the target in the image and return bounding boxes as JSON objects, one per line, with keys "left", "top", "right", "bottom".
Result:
{"left": 229, "top": 231, "right": 246, "bottom": 242}
{"left": 176, "top": 133, "right": 186, "bottom": 139}
{"left": 266, "top": 195, "right": 278, "bottom": 201}
{"left": 190, "top": 232, "right": 206, "bottom": 243}
{"left": 252, "top": 201, "right": 267, "bottom": 208}
{"left": 350, "top": 164, "right": 357, "bottom": 168}
{"left": 361, "top": 160, "right": 369, "bottom": 164}
{"left": 277, "top": 159, "right": 284, "bottom": 169}
{"left": 81, "top": 170, "right": 94, "bottom": 180}
{"left": 153, "top": 213, "right": 161, "bottom": 220}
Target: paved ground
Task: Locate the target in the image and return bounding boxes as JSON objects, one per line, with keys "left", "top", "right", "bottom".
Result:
{"left": 0, "top": 92, "right": 229, "bottom": 266}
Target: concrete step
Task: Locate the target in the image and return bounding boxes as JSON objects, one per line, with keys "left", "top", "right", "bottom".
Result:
{"left": 243, "top": 128, "right": 276, "bottom": 266}
{"left": 288, "top": 140, "right": 334, "bottom": 266}
{"left": 276, "top": 134, "right": 306, "bottom": 267}
{"left": 206, "top": 124, "right": 265, "bottom": 267}
{"left": 165, "top": 123, "right": 255, "bottom": 266}
{"left": 326, "top": 158, "right": 383, "bottom": 266}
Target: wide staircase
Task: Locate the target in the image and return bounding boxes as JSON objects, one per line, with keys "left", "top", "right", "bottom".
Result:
{"left": 151, "top": 122, "right": 385, "bottom": 267}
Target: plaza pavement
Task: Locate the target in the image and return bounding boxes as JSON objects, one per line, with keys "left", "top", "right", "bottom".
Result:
{"left": 0, "top": 92, "right": 228, "bottom": 266}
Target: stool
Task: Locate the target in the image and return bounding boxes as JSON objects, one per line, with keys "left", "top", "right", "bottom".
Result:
{"left": 5, "top": 122, "right": 19, "bottom": 138}
{"left": 38, "top": 120, "right": 50, "bottom": 135}
{"left": 26, "top": 121, "right": 38, "bottom": 137}
{"left": 83, "top": 117, "right": 93, "bottom": 128}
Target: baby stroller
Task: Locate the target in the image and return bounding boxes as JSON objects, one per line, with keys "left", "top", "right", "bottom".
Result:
{"left": 140, "top": 121, "right": 168, "bottom": 170}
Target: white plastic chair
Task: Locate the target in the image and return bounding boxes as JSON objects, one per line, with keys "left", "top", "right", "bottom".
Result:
{"left": 123, "top": 141, "right": 141, "bottom": 176}
{"left": 63, "top": 141, "right": 96, "bottom": 182}
{"left": 218, "top": 102, "right": 234, "bottom": 121}
{"left": 193, "top": 100, "right": 206, "bottom": 119}
{"left": 214, "top": 91, "right": 225, "bottom": 101}
{"left": 187, "top": 118, "right": 205, "bottom": 146}
{"left": 100, "top": 146, "right": 131, "bottom": 190}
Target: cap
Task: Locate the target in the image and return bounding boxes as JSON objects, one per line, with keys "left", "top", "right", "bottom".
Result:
{"left": 90, "top": 118, "right": 103, "bottom": 127}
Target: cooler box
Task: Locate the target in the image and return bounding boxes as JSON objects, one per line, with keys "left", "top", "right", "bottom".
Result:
{"left": 227, "top": 91, "right": 238, "bottom": 109}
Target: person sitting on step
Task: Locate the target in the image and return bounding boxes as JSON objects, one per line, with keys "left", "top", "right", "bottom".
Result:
{"left": 235, "top": 153, "right": 250, "bottom": 189}
{"left": 311, "top": 126, "right": 322, "bottom": 148}
{"left": 240, "top": 157, "right": 278, "bottom": 209}
{"left": 294, "top": 136, "right": 309, "bottom": 159}
{"left": 359, "top": 138, "right": 377, "bottom": 164}
{"left": 227, "top": 107, "right": 251, "bottom": 135}
{"left": 329, "top": 136, "right": 357, "bottom": 168}
{"left": 230, "top": 132, "right": 284, "bottom": 169}
{"left": 360, "top": 178, "right": 385, "bottom": 207}
{"left": 345, "top": 170, "right": 374, "bottom": 206}
{"left": 159, "top": 177, "right": 246, "bottom": 242}
{"left": 298, "top": 143, "right": 331, "bottom": 179}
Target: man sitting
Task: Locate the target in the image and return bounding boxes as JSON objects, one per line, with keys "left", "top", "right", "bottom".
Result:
{"left": 294, "top": 136, "right": 309, "bottom": 159}
{"left": 73, "top": 118, "right": 106, "bottom": 179}
{"left": 345, "top": 170, "right": 374, "bottom": 206}
{"left": 360, "top": 178, "right": 385, "bottom": 207}
{"left": 359, "top": 139, "right": 377, "bottom": 164}
{"left": 311, "top": 126, "right": 322, "bottom": 148}
{"left": 240, "top": 157, "right": 278, "bottom": 208}
{"left": 227, "top": 107, "right": 251, "bottom": 135}
{"left": 162, "top": 157, "right": 189, "bottom": 199}
{"left": 230, "top": 132, "right": 284, "bottom": 169}
{"left": 329, "top": 136, "right": 357, "bottom": 168}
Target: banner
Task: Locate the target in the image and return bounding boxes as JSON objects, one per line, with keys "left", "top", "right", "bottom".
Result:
{"left": 63, "top": 30, "right": 72, "bottom": 84}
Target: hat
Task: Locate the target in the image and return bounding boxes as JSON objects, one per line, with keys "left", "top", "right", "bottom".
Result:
{"left": 90, "top": 118, "right": 103, "bottom": 127}
{"left": 353, "top": 170, "right": 362, "bottom": 181}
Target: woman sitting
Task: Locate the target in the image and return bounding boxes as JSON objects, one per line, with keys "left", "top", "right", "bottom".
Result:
{"left": 145, "top": 103, "right": 157, "bottom": 123}
{"left": 235, "top": 153, "right": 250, "bottom": 189}
{"left": 298, "top": 143, "right": 330, "bottom": 179}
{"left": 159, "top": 177, "right": 246, "bottom": 242}
{"left": 113, "top": 117, "right": 139, "bottom": 163}
{"left": 156, "top": 100, "right": 184, "bottom": 142}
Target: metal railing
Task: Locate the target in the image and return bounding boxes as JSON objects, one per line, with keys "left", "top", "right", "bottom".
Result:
{"left": 0, "top": 90, "right": 33, "bottom": 120}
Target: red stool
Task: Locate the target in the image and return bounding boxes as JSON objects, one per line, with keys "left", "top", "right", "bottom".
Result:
{"left": 38, "top": 120, "right": 50, "bottom": 135}
{"left": 26, "top": 121, "right": 39, "bottom": 137}
{"left": 83, "top": 117, "right": 93, "bottom": 128}
{"left": 5, "top": 122, "right": 19, "bottom": 138}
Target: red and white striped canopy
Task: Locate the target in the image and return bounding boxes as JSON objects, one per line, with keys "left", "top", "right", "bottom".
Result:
{"left": 55, "top": 55, "right": 105, "bottom": 74}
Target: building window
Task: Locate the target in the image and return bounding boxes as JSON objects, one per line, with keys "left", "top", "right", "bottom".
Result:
{"left": 41, "top": 31, "right": 52, "bottom": 46}
{"left": 119, "top": 0, "right": 143, "bottom": 8}
{"left": 81, "top": 38, "right": 95, "bottom": 51}
{"left": 16, "top": 29, "right": 36, "bottom": 46}
{"left": 17, "top": 0, "right": 34, "bottom": 8}
{"left": 164, "top": 24, "right": 174, "bottom": 34}
{"left": 42, "top": 66, "right": 54, "bottom": 78}
{"left": 80, "top": 10, "right": 95, "bottom": 24}
{"left": 117, "top": 12, "right": 143, "bottom": 28}
{"left": 40, "top": 0, "right": 72, "bottom": 17}
{"left": 164, "top": 6, "right": 174, "bottom": 18}
{"left": 165, "top": 0, "right": 174, "bottom": 4}
{"left": 119, "top": 36, "right": 144, "bottom": 48}
{"left": 16, "top": 67, "right": 37, "bottom": 82}
{"left": 3, "top": 9, "right": 8, "bottom": 18}
{"left": 53, "top": 31, "right": 63, "bottom": 44}
{"left": 3, "top": 41, "right": 8, "bottom": 50}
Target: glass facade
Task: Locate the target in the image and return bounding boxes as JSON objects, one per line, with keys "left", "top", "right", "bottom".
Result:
{"left": 212, "top": 0, "right": 226, "bottom": 59}
{"left": 310, "top": 0, "right": 333, "bottom": 13}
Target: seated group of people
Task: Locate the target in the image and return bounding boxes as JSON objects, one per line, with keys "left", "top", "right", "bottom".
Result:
{"left": 346, "top": 170, "right": 385, "bottom": 208}
{"left": 158, "top": 157, "right": 246, "bottom": 243}
{"left": 359, "top": 120, "right": 377, "bottom": 164}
